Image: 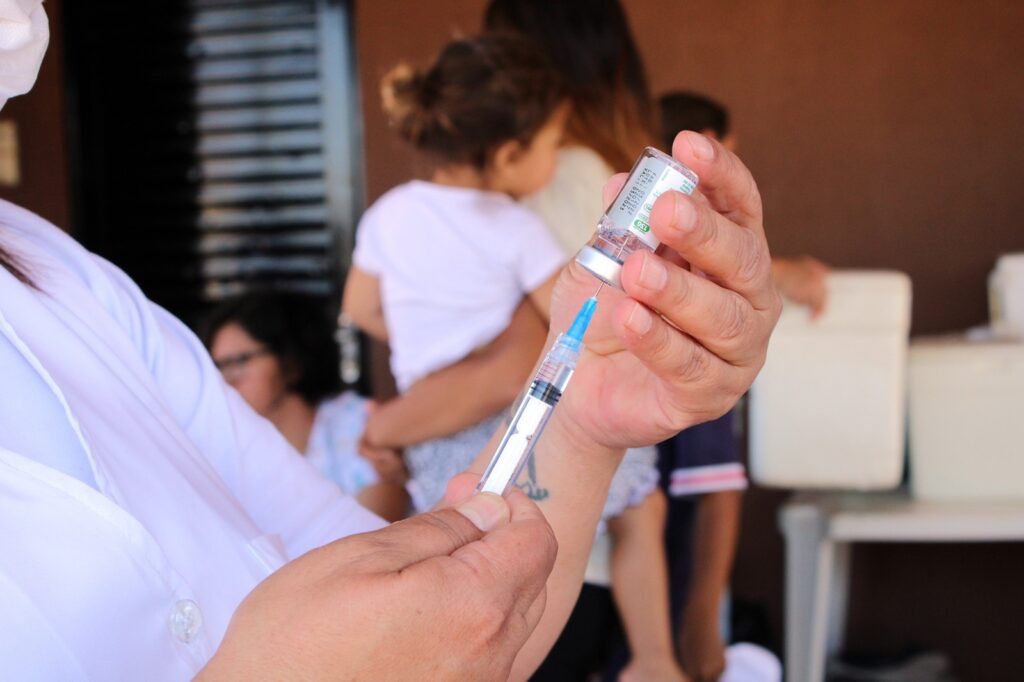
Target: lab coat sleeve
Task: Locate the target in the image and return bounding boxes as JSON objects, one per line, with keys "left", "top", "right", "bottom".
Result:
{"left": 89, "top": 258, "right": 387, "bottom": 558}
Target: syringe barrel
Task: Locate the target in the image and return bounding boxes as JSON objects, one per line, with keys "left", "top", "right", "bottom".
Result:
{"left": 476, "top": 393, "right": 555, "bottom": 496}
{"left": 476, "top": 337, "right": 579, "bottom": 496}
{"left": 531, "top": 341, "right": 576, "bottom": 396}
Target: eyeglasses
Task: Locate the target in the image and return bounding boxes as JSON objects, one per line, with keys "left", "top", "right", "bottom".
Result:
{"left": 213, "top": 348, "right": 272, "bottom": 383}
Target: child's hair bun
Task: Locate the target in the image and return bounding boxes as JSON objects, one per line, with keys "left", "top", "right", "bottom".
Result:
{"left": 380, "top": 35, "right": 565, "bottom": 169}
{"left": 381, "top": 63, "right": 432, "bottom": 146}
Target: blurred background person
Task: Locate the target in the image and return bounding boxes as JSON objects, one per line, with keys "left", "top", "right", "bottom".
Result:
{"left": 205, "top": 292, "right": 408, "bottom": 521}
{"left": 659, "top": 90, "right": 830, "bottom": 317}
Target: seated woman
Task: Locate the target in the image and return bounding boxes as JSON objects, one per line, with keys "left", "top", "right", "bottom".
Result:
{"left": 204, "top": 292, "right": 408, "bottom": 521}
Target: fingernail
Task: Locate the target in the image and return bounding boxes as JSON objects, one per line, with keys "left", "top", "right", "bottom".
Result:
{"left": 671, "top": 193, "right": 696, "bottom": 234}
{"left": 637, "top": 253, "right": 668, "bottom": 290}
{"left": 456, "top": 492, "right": 509, "bottom": 532}
{"left": 625, "top": 302, "right": 653, "bottom": 335}
{"left": 687, "top": 133, "right": 715, "bottom": 160}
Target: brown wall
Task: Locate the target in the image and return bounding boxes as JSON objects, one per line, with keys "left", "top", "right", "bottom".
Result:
{"left": 356, "top": 1, "right": 1024, "bottom": 678}
{"left": 0, "top": 0, "right": 70, "bottom": 230}
{"left": 357, "top": 0, "right": 1024, "bottom": 336}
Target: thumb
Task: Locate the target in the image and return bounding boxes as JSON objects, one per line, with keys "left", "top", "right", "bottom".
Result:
{"left": 337, "top": 493, "right": 511, "bottom": 575}
{"left": 439, "top": 472, "right": 483, "bottom": 508}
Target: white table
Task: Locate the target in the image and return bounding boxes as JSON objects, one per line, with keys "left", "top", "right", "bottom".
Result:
{"left": 779, "top": 490, "right": 1024, "bottom": 682}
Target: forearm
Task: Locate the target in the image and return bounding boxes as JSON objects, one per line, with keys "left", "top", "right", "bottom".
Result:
{"left": 685, "top": 490, "right": 742, "bottom": 615}
{"left": 464, "top": 409, "right": 623, "bottom": 681}
{"left": 364, "top": 301, "right": 546, "bottom": 449}
{"left": 364, "top": 360, "right": 521, "bottom": 449}
{"left": 355, "top": 482, "right": 409, "bottom": 523}
{"left": 609, "top": 488, "right": 677, "bottom": 662}
{"left": 355, "top": 312, "right": 389, "bottom": 342}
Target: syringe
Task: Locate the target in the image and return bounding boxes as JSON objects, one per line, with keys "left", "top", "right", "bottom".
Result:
{"left": 477, "top": 295, "right": 598, "bottom": 496}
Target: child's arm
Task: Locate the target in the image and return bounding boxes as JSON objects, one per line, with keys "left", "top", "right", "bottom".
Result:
{"left": 609, "top": 488, "right": 689, "bottom": 682}
{"left": 527, "top": 270, "right": 559, "bottom": 323}
{"left": 355, "top": 481, "right": 409, "bottom": 523}
{"left": 362, "top": 299, "right": 546, "bottom": 449}
{"left": 679, "top": 489, "right": 742, "bottom": 681}
{"left": 342, "top": 266, "right": 389, "bottom": 341}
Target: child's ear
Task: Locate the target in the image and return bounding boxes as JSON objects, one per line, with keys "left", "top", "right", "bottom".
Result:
{"left": 491, "top": 139, "right": 526, "bottom": 172}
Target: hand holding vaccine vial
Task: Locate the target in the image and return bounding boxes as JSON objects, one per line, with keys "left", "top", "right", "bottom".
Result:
{"left": 478, "top": 149, "right": 698, "bottom": 497}
{"left": 576, "top": 147, "right": 699, "bottom": 289}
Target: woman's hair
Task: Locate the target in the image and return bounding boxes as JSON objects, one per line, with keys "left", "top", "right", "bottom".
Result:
{"left": 0, "top": 242, "right": 35, "bottom": 287}
{"left": 380, "top": 34, "right": 565, "bottom": 170}
{"left": 203, "top": 292, "right": 342, "bottom": 405}
{"left": 484, "top": 0, "right": 657, "bottom": 171}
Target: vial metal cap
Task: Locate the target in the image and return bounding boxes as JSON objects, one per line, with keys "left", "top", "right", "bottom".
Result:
{"left": 575, "top": 245, "right": 623, "bottom": 290}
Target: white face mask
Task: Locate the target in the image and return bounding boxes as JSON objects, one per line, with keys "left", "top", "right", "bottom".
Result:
{"left": 0, "top": 0, "right": 49, "bottom": 112}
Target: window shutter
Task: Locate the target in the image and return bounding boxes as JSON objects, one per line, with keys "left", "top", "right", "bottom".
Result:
{"left": 65, "top": 0, "right": 363, "bottom": 323}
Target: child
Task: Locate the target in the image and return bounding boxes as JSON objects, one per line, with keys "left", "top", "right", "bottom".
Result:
{"left": 343, "top": 35, "right": 569, "bottom": 511}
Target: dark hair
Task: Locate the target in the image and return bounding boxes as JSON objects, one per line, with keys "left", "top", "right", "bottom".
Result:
{"left": 658, "top": 91, "right": 730, "bottom": 149}
{"left": 203, "top": 292, "right": 342, "bottom": 405}
{"left": 484, "top": 0, "right": 656, "bottom": 171}
{"left": 0, "top": 242, "right": 35, "bottom": 287}
{"left": 381, "top": 34, "right": 565, "bottom": 170}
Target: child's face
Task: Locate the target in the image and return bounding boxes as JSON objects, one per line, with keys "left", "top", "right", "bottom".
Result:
{"left": 490, "top": 102, "right": 570, "bottom": 199}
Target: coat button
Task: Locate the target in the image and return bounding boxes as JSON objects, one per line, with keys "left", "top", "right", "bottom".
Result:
{"left": 169, "top": 599, "right": 203, "bottom": 644}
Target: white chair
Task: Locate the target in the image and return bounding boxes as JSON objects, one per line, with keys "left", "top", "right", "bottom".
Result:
{"left": 779, "top": 490, "right": 1024, "bottom": 682}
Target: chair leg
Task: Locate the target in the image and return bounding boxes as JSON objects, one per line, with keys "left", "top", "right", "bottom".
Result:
{"left": 781, "top": 502, "right": 828, "bottom": 682}
{"left": 807, "top": 538, "right": 838, "bottom": 681}
{"left": 826, "top": 542, "right": 851, "bottom": 658}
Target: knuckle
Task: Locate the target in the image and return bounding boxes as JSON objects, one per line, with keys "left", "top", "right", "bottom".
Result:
{"left": 664, "top": 265, "right": 694, "bottom": 309}
{"left": 461, "top": 600, "right": 518, "bottom": 657}
{"left": 536, "top": 523, "right": 558, "bottom": 571}
{"left": 744, "top": 180, "right": 764, "bottom": 220}
{"left": 769, "top": 287, "right": 784, "bottom": 320}
{"left": 646, "top": 320, "right": 679, "bottom": 371}
{"left": 734, "top": 232, "right": 769, "bottom": 287}
{"left": 717, "top": 295, "right": 749, "bottom": 344}
{"left": 474, "top": 601, "right": 510, "bottom": 635}
{"left": 419, "top": 511, "right": 477, "bottom": 547}
{"left": 676, "top": 339, "right": 711, "bottom": 383}
{"left": 691, "top": 202, "right": 719, "bottom": 250}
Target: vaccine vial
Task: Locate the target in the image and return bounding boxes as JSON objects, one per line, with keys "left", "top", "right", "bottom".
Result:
{"left": 575, "top": 146, "right": 699, "bottom": 289}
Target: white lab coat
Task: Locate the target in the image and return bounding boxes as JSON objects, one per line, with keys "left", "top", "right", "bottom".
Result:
{"left": 0, "top": 200, "right": 385, "bottom": 680}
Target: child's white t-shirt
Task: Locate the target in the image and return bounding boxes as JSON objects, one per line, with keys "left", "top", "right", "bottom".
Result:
{"left": 353, "top": 180, "right": 565, "bottom": 392}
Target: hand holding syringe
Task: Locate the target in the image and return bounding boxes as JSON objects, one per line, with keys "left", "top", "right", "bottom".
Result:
{"left": 477, "top": 147, "right": 698, "bottom": 496}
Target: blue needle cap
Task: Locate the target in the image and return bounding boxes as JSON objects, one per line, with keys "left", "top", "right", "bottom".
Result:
{"left": 562, "top": 296, "right": 598, "bottom": 351}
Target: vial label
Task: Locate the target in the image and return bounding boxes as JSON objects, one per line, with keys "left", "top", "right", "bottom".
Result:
{"left": 607, "top": 155, "right": 697, "bottom": 250}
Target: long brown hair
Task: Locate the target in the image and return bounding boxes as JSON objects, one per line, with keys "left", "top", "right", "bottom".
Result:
{"left": 484, "top": 0, "right": 658, "bottom": 172}
{"left": 380, "top": 34, "right": 565, "bottom": 170}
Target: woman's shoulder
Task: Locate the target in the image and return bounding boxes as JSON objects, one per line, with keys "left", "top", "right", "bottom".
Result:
{"left": 1, "top": 199, "right": 93, "bottom": 272}
{"left": 0, "top": 199, "right": 155, "bottom": 331}
{"left": 531, "top": 146, "right": 613, "bottom": 203}
{"left": 521, "top": 146, "right": 613, "bottom": 255}
{"left": 556, "top": 146, "right": 615, "bottom": 176}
